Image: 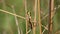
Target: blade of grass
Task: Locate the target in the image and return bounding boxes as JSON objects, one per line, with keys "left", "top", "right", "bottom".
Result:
{"left": 42, "top": 24, "right": 48, "bottom": 34}
{"left": 42, "top": 25, "right": 48, "bottom": 30}
{"left": 27, "top": 29, "right": 31, "bottom": 34}
{"left": 24, "top": 0, "right": 28, "bottom": 34}
{"left": 48, "top": 0, "right": 54, "bottom": 34}
{"left": 33, "top": 0, "right": 37, "bottom": 34}
{"left": 11, "top": 5, "right": 21, "bottom": 34}
{"left": 38, "top": 0, "right": 42, "bottom": 34}
{"left": 25, "top": 11, "right": 28, "bottom": 34}
{"left": 0, "top": 9, "right": 25, "bottom": 19}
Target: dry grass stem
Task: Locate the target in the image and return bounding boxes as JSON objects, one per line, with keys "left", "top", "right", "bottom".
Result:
{"left": 42, "top": 24, "right": 48, "bottom": 34}
{"left": 49, "top": 0, "right": 54, "bottom": 34}
{"left": 0, "top": 9, "right": 25, "bottom": 19}
{"left": 33, "top": 0, "right": 37, "bottom": 34}
{"left": 42, "top": 25, "right": 48, "bottom": 30}
{"left": 25, "top": 12, "right": 28, "bottom": 34}
{"left": 27, "top": 29, "right": 31, "bottom": 34}
{"left": 11, "top": 5, "right": 21, "bottom": 34}
{"left": 42, "top": 14, "right": 48, "bottom": 20}
{"left": 24, "top": 0, "right": 28, "bottom": 34}
{"left": 38, "top": 0, "right": 42, "bottom": 34}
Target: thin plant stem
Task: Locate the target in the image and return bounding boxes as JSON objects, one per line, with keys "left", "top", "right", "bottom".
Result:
{"left": 11, "top": 5, "right": 21, "bottom": 34}
{"left": 42, "top": 29, "right": 45, "bottom": 34}
{"left": 20, "top": 29, "right": 23, "bottom": 34}
{"left": 24, "top": 0, "right": 28, "bottom": 34}
{"left": 42, "top": 24, "right": 48, "bottom": 34}
{"left": 48, "top": 0, "right": 54, "bottom": 34}
{"left": 27, "top": 29, "right": 31, "bottom": 34}
{"left": 38, "top": 0, "right": 42, "bottom": 34}
{"left": 33, "top": 0, "right": 37, "bottom": 34}
{"left": 42, "top": 25, "right": 48, "bottom": 30}
{"left": 25, "top": 11, "right": 28, "bottom": 34}
{"left": 0, "top": 9, "right": 25, "bottom": 19}
{"left": 42, "top": 14, "right": 48, "bottom": 20}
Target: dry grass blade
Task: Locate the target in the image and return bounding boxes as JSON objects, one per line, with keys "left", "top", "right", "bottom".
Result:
{"left": 42, "top": 14, "right": 48, "bottom": 20}
{"left": 27, "top": 29, "right": 31, "bottom": 34}
{"left": 38, "top": 0, "right": 42, "bottom": 34}
{"left": 25, "top": 12, "right": 28, "bottom": 34}
{"left": 49, "top": 0, "right": 54, "bottom": 34}
{"left": 42, "top": 25, "right": 48, "bottom": 30}
{"left": 24, "top": 0, "right": 28, "bottom": 34}
{"left": 42, "top": 29, "right": 45, "bottom": 34}
{"left": 33, "top": 0, "right": 37, "bottom": 34}
{"left": 11, "top": 5, "right": 21, "bottom": 34}
{"left": 25, "top": 4, "right": 28, "bottom": 34}
{"left": 0, "top": 9, "right": 25, "bottom": 19}
{"left": 42, "top": 24, "right": 48, "bottom": 34}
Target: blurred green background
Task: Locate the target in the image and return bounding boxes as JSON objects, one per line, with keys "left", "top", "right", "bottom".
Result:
{"left": 0, "top": 0, "right": 60, "bottom": 34}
